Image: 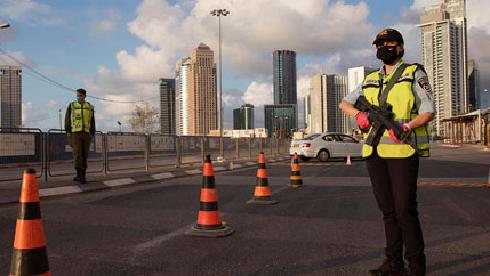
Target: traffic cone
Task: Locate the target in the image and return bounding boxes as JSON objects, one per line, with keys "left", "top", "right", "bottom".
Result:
{"left": 185, "top": 155, "right": 234, "bottom": 237}
{"left": 247, "top": 152, "right": 278, "bottom": 205}
{"left": 346, "top": 155, "right": 352, "bottom": 165}
{"left": 10, "top": 169, "right": 50, "bottom": 276}
{"left": 290, "top": 153, "right": 303, "bottom": 188}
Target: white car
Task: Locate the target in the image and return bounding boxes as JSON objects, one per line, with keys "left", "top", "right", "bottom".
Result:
{"left": 290, "top": 132, "right": 364, "bottom": 162}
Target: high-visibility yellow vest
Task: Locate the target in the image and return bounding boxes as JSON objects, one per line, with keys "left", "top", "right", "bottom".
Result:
{"left": 361, "top": 63, "right": 430, "bottom": 158}
{"left": 70, "top": 102, "right": 93, "bottom": 133}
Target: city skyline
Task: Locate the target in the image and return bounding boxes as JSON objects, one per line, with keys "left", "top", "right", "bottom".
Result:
{"left": 0, "top": 0, "right": 489, "bottom": 132}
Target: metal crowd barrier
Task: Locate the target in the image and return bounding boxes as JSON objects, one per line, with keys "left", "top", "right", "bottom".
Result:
{"left": 0, "top": 128, "right": 291, "bottom": 182}
{"left": 0, "top": 128, "right": 44, "bottom": 181}
{"left": 46, "top": 129, "right": 104, "bottom": 177}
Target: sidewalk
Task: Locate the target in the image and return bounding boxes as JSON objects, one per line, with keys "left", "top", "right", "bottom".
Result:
{"left": 0, "top": 156, "right": 291, "bottom": 205}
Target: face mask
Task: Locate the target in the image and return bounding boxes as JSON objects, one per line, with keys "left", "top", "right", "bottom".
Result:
{"left": 77, "top": 96, "right": 84, "bottom": 103}
{"left": 376, "top": 46, "right": 399, "bottom": 65}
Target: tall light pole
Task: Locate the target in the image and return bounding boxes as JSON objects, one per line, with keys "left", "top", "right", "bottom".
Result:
{"left": 210, "top": 8, "right": 230, "bottom": 159}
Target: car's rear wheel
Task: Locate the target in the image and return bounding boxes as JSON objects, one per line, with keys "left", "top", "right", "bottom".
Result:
{"left": 318, "top": 150, "right": 330, "bottom": 162}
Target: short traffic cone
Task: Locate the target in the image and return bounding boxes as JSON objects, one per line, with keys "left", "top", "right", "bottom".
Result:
{"left": 290, "top": 153, "right": 303, "bottom": 188}
{"left": 247, "top": 152, "right": 278, "bottom": 205}
{"left": 185, "top": 155, "right": 234, "bottom": 237}
{"left": 10, "top": 169, "right": 50, "bottom": 276}
{"left": 346, "top": 155, "right": 352, "bottom": 165}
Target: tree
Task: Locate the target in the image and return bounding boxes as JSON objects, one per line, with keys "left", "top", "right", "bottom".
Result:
{"left": 128, "top": 103, "right": 159, "bottom": 134}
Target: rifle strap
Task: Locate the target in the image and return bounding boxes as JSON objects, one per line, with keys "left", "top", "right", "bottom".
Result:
{"left": 378, "top": 63, "right": 408, "bottom": 106}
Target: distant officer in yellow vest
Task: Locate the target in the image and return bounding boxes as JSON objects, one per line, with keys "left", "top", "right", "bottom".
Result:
{"left": 340, "top": 29, "right": 435, "bottom": 276}
{"left": 64, "top": 88, "right": 95, "bottom": 184}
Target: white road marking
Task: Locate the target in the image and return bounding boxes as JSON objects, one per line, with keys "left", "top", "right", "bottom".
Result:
{"left": 151, "top": 172, "right": 175, "bottom": 180}
{"left": 214, "top": 166, "right": 226, "bottom": 172}
{"left": 185, "top": 169, "right": 202, "bottom": 175}
{"left": 271, "top": 185, "right": 290, "bottom": 195}
{"left": 39, "top": 186, "right": 83, "bottom": 197}
{"left": 103, "top": 178, "right": 136, "bottom": 187}
{"left": 246, "top": 162, "right": 256, "bottom": 166}
{"left": 133, "top": 223, "right": 194, "bottom": 252}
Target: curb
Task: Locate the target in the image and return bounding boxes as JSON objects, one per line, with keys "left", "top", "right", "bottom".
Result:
{"left": 1, "top": 157, "right": 290, "bottom": 205}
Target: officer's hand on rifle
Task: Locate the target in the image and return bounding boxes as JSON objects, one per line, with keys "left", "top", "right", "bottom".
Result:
{"left": 354, "top": 112, "right": 370, "bottom": 130}
{"left": 388, "top": 123, "right": 410, "bottom": 143}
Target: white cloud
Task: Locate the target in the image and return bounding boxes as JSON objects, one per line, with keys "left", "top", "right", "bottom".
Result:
{"left": 45, "top": 99, "right": 58, "bottom": 109}
{"left": 242, "top": 81, "right": 273, "bottom": 106}
{"left": 0, "top": 0, "right": 62, "bottom": 25}
{"left": 0, "top": 50, "right": 33, "bottom": 66}
{"left": 90, "top": 9, "right": 121, "bottom": 34}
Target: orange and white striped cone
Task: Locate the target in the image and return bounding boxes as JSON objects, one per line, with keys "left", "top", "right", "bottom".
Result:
{"left": 289, "top": 153, "right": 303, "bottom": 188}
{"left": 247, "top": 152, "right": 278, "bottom": 205}
{"left": 10, "top": 169, "right": 51, "bottom": 276}
{"left": 185, "top": 155, "right": 234, "bottom": 237}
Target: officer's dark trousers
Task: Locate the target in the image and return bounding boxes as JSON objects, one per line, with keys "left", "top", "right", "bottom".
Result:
{"left": 71, "top": 132, "right": 91, "bottom": 170}
{"left": 366, "top": 150, "right": 426, "bottom": 270}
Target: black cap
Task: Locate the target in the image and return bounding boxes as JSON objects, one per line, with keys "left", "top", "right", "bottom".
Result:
{"left": 372, "top": 29, "right": 404, "bottom": 45}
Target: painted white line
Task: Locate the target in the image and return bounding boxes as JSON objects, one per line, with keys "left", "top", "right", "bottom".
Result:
{"left": 231, "top": 164, "right": 243, "bottom": 169}
{"left": 40, "top": 186, "right": 83, "bottom": 197}
{"left": 185, "top": 169, "right": 202, "bottom": 175}
{"left": 103, "top": 178, "right": 136, "bottom": 187}
{"left": 151, "top": 172, "right": 175, "bottom": 180}
{"left": 271, "top": 185, "right": 289, "bottom": 195}
{"left": 134, "top": 223, "right": 194, "bottom": 252}
{"left": 214, "top": 166, "right": 226, "bottom": 172}
{"left": 246, "top": 162, "right": 256, "bottom": 166}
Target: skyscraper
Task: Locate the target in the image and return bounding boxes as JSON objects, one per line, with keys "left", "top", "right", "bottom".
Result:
{"left": 418, "top": 0, "right": 468, "bottom": 135}
{"left": 159, "top": 78, "right": 176, "bottom": 135}
{"left": 175, "top": 57, "right": 191, "bottom": 136}
{"left": 309, "top": 74, "right": 348, "bottom": 134}
{"left": 467, "top": 60, "right": 479, "bottom": 112}
{"left": 273, "top": 50, "right": 297, "bottom": 105}
{"left": 0, "top": 65, "right": 22, "bottom": 128}
{"left": 175, "top": 43, "right": 217, "bottom": 136}
{"left": 233, "top": 104, "right": 254, "bottom": 130}
{"left": 304, "top": 94, "right": 311, "bottom": 132}
{"left": 264, "top": 104, "right": 297, "bottom": 138}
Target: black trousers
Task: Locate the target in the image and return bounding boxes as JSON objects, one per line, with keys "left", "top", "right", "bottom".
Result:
{"left": 366, "top": 150, "right": 425, "bottom": 268}
{"left": 71, "top": 132, "right": 91, "bottom": 170}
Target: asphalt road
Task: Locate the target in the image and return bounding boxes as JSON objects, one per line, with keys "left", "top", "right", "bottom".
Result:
{"left": 0, "top": 145, "right": 488, "bottom": 275}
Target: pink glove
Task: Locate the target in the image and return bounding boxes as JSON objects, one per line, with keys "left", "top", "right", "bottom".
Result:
{"left": 388, "top": 124, "right": 410, "bottom": 143}
{"left": 355, "top": 112, "right": 370, "bottom": 129}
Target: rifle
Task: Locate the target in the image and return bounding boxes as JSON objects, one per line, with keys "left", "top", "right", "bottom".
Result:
{"left": 354, "top": 96, "right": 410, "bottom": 147}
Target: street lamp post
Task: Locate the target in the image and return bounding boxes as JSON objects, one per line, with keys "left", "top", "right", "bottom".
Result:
{"left": 210, "top": 8, "right": 230, "bottom": 159}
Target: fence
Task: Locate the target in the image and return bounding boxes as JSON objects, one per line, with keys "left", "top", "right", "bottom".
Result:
{"left": 0, "top": 128, "right": 291, "bottom": 182}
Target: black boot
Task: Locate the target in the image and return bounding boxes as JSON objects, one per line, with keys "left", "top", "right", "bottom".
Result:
{"left": 79, "top": 169, "right": 87, "bottom": 184}
{"left": 73, "top": 169, "right": 81, "bottom": 181}
{"left": 406, "top": 257, "right": 426, "bottom": 276}
{"left": 369, "top": 258, "right": 406, "bottom": 276}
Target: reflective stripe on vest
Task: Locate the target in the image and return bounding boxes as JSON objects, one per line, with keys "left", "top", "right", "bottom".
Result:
{"left": 361, "top": 62, "right": 430, "bottom": 158}
{"left": 71, "top": 102, "right": 93, "bottom": 133}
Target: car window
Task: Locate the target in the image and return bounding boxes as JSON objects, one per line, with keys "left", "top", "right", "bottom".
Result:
{"left": 303, "top": 134, "right": 321, "bottom": 140}
{"left": 340, "top": 135, "right": 356, "bottom": 143}
{"left": 322, "top": 135, "right": 337, "bottom": 142}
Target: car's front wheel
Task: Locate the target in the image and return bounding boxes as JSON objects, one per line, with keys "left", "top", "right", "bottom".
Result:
{"left": 318, "top": 150, "right": 330, "bottom": 162}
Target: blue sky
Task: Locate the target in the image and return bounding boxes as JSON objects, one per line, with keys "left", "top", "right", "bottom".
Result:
{"left": 0, "top": 0, "right": 488, "bottom": 131}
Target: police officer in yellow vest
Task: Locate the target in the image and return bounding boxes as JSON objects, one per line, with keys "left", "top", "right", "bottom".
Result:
{"left": 340, "top": 29, "right": 435, "bottom": 276}
{"left": 64, "top": 88, "right": 96, "bottom": 184}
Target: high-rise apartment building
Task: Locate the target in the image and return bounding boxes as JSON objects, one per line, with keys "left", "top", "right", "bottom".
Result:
{"left": 467, "top": 60, "right": 479, "bottom": 112}
{"left": 233, "top": 104, "right": 254, "bottom": 130}
{"left": 0, "top": 65, "right": 22, "bottom": 128}
{"left": 418, "top": 0, "right": 468, "bottom": 135}
{"left": 159, "top": 78, "right": 176, "bottom": 135}
{"left": 175, "top": 57, "right": 191, "bottom": 136}
{"left": 273, "top": 50, "right": 297, "bottom": 105}
{"left": 304, "top": 94, "right": 311, "bottom": 132}
{"left": 175, "top": 43, "right": 217, "bottom": 136}
{"left": 309, "top": 74, "right": 348, "bottom": 134}
{"left": 264, "top": 104, "right": 297, "bottom": 138}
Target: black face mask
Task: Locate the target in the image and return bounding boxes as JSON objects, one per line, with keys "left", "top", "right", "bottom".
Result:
{"left": 376, "top": 46, "right": 399, "bottom": 65}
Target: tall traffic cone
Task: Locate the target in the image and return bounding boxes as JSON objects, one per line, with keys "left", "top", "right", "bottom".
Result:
{"left": 290, "top": 153, "right": 303, "bottom": 188}
{"left": 185, "top": 155, "right": 234, "bottom": 237}
{"left": 10, "top": 169, "right": 50, "bottom": 276}
{"left": 346, "top": 155, "right": 352, "bottom": 165}
{"left": 247, "top": 152, "right": 278, "bottom": 205}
